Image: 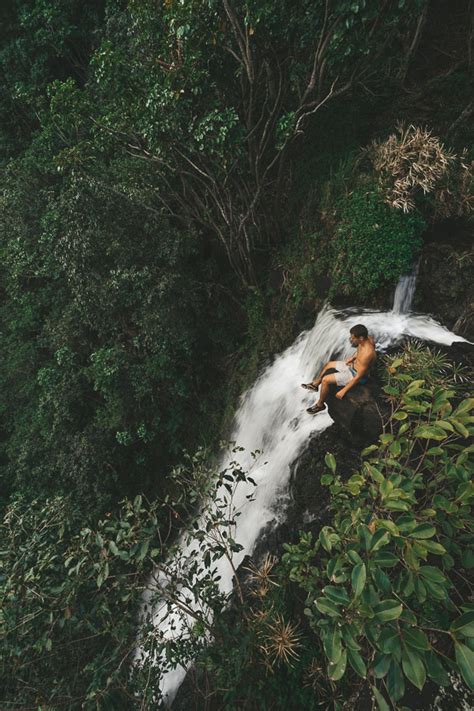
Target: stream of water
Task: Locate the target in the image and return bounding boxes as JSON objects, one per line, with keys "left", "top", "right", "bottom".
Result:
{"left": 392, "top": 261, "right": 420, "bottom": 314}
{"left": 140, "top": 278, "right": 467, "bottom": 705}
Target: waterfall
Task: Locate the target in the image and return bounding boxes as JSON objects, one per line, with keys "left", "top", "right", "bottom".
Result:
{"left": 392, "top": 261, "right": 420, "bottom": 314}
{"left": 138, "top": 304, "right": 466, "bottom": 705}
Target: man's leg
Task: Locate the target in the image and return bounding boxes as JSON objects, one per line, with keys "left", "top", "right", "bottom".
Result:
{"left": 302, "top": 361, "right": 338, "bottom": 390}
{"left": 307, "top": 374, "right": 337, "bottom": 413}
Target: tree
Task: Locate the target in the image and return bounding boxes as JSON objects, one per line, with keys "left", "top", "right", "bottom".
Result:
{"left": 78, "top": 0, "right": 428, "bottom": 284}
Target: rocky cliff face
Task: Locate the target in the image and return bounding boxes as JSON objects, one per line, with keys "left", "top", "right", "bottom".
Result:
{"left": 416, "top": 222, "right": 474, "bottom": 341}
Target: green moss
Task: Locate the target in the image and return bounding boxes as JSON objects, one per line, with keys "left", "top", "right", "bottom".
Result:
{"left": 328, "top": 185, "right": 426, "bottom": 299}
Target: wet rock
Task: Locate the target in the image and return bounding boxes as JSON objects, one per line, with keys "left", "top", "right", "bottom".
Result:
{"left": 447, "top": 340, "right": 474, "bottom": 369}
{"left": 416, "top": 236, "right": 474, "bottom": 330}
{"left": 302, "top": 363, "right": 387, "bottom": 448}
{"left": 242, "top": 425, "right": 361, "bottom": 570}
{"left": 288, "top": 425, "right": 360, "bottom": 528}
{"left": 325, "top": 382, "right": 385, "bottom": 446}
{"left": 453, "top": 302, "right": 474, "bottom": 342}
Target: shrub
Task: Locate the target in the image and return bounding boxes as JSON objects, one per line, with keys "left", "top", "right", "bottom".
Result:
{"left": 0, "top": 448, "right": 257, "bottom": 709}
{"left": 282, "top": 348, "right": 474, "bottom": 708}
{"left": 330, "top": 186, "right": 425, "bottom": 298}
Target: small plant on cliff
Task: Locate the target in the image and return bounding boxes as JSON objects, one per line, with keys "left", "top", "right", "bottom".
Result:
{"left": 281, "top": 349, "right": 474, "bottom": 708}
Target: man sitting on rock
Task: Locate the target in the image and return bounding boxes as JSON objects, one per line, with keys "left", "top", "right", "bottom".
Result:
{"left": 302, "top": 324, "right": 377, "bottom": 415}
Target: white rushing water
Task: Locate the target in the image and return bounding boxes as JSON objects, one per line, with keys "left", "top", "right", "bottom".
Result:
{"left": 140, "top": 278, "right": 467, "bottom": 706}
{"left": 392, "top": 261, "right": 420, "bottom": 314}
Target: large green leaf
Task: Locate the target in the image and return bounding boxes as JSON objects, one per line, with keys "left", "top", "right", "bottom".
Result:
{"left": 425, "top": 650, "right": 450, "bottom": 687}
{"left": 372, "top": 551, "right": 399, "bottom": 567}
{"left": 347, "top": 549, "right": 363, "bottom": 565}
{"left": 392, "top": 411, "right": 408, "bottom": 420}
{"left": 370, "top": 529, "right": 391, "bottom": 551}
{"left": 347, "top": 648, "right": 367, "bottom": 678}
{"left": 387, "top": 660, "right": 405, "bottom": 702}
{"left": 341, "top": 625, "right": 361, "bottom": 651}
{"left": 365, "top": 463, "right": 384, "bottom": 482}
{"left": 373, "top": 652, "right": 392, "bottom": 678}
{"left": 328, "top": 648, "right": 347, "bottom": 681}
{"left": 402, "top": 627, "right": 430, "bottom": 651}
{"left": 324, "top": 585, "right": 350, "bottom": 606}
{"left": 373, "top": 567, "right": 392, "bottom": 595}
{"left": 455, "top": 641, "right": 474, "bottom": 689}
{"left": 374, "top": 600, "right": 403, "bottom": 622}
{"left": 451, "top": 611, "right": 474, "bottom": 638}
{"left": 378, "top": 627, "right": 400, "bottom": 655}
{"left": 409, "top": 523, "right": 436, "bottom": 539}
{"left": 324, "top": 626, "right": 343, "bottom": 663}
{"left": 372, "top": 686, "right": 390, "bottom": 711}
{"left": 401, "top": 646, "right": 426, "bottom": 690}
{"left": 352, "top": 562, "right": 367, "bottom": 598}
{"left": 413, "top": 425, "right": 447, "bottom": 440}
{"left": 319, "top": 526, "right": 339, "bottom": 553}
{"left": 421, "top": 540, "right": 446, "bottom": 555}
{"left": 422, "top": 577, "right": 447, "bottom": 601}
{"left": 450, "top": 419, "right": 470, "bottom": 438}
{"left": 454, "top": 398, "right": 474, "bottom": 416}
{"left": 414, "top": 576, "right": 427, "bottom": 603}
{"left": 419, "top": 566, "right": 446, "bottom": 584}
{"left": 315, "top": 596, "right": 341, "bottom": 617}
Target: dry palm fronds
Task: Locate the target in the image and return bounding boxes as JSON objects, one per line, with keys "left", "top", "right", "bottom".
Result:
{"left": 249, "top": 606, "right": 271, "bottom": 624}
{"left": 367, "top": 123, "right": 455, "bottom": 212}
{"left": 365, "top": 123, "right": 473, "bottom": 217}
{"left": 434, "top": 149, "right": 474, "bottom": 218}
{"left": 242, "top": 553, "right": 279, "bottom": 598}
{"left": 303, "top": 657, "right": 324, "bottom": 690}
{"left": 259, "top": 614, "right": 301, "bottom": 667}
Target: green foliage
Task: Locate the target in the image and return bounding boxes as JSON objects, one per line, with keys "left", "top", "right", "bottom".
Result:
{"left": 0, "top": 493, "right": 156, "bottom": 707}
{"left": 276, "top": 153, "right": 428, "bottom": 310}
{"left": 0, "top": 0, "right": 447, "bottom": 517}
{"left": 281, "top": 349, "right": 474, "bottom": 706}
{"left": 0, "top": 135, "right": 241, "bottom": 511}
{"left": 0, "top": 2, "right": 473, "bottom": 708}
{"left": 244, "top": 288, "right": 267, "bottom": 346}
{"left": 0, "top": 0, "right": 104, "bottom": 158}
{"left": 67, "top": 0, "right": 425, "bottom": 283}
{"left": 329, "top": 185, "right": 426, "bottom": 298}
{"left": 0, "top": 447, "right": 256, "bottom": 708}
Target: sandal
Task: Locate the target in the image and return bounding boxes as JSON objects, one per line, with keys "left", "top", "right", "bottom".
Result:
{"left": 306, "top": 404, "right": 326, "bottom": 415}
{"left": 301, "top": 382, "right": 318, "bottom": 391}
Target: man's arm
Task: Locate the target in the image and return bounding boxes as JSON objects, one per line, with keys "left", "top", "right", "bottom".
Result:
{"left": 345, "top": 354, "right": 356, "bottom": 365}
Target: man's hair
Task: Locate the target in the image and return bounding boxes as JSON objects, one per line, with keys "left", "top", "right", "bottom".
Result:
{"left": 350, "top": 324, "right": 368, "bottom": 339}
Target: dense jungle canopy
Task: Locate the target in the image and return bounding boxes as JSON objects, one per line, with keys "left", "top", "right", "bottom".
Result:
{"left": 0, "top": 1, "right": 473, "bottom": 708}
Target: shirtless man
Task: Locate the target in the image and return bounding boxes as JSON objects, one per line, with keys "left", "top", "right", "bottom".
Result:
{"left": 301, "top": 324, "right": 376, "bottom": 415}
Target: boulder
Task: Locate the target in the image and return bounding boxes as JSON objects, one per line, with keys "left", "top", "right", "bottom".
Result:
{"left": 325, "top": 381, "right": 385, "bottom": 446}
